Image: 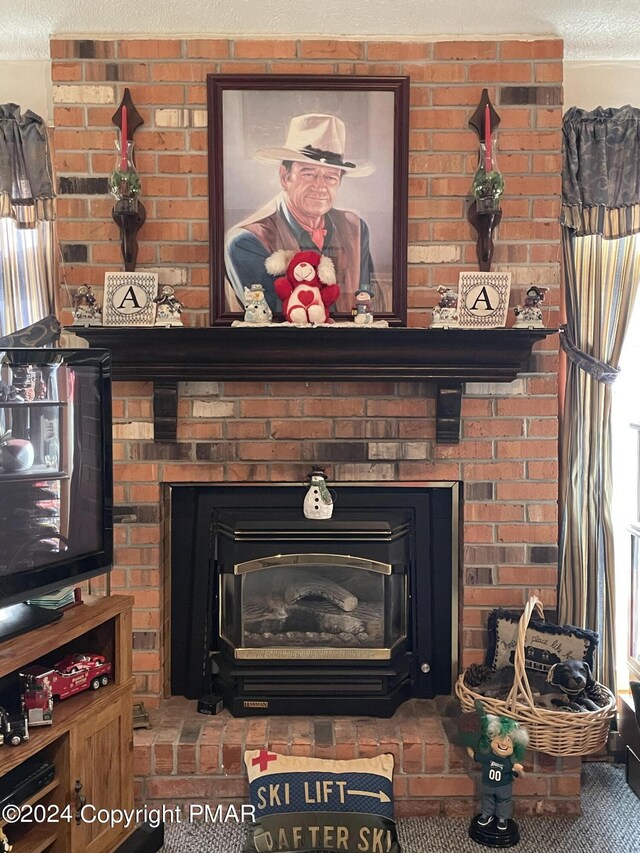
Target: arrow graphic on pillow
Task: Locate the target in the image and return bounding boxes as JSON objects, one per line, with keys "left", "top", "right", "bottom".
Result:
{"left": 346, "top": 789, "right": 391, "bottom": 802}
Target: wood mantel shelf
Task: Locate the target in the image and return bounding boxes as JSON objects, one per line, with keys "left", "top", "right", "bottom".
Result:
{"left": 70, "top": 325, "right": 557, "bottom": 443}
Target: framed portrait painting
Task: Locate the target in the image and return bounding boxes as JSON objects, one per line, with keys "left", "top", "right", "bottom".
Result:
{"left": 207, "top": 74, "right": 409, "bottom": 325}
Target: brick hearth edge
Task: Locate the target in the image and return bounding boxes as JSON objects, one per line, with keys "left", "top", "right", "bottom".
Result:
{"left": 133, "top": 698, "right": 581, "bottom": 817}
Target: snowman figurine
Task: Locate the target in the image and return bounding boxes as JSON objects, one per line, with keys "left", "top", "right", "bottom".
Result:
{"left": 513, "top": 286, "right": 547, "bottom": 329}
{"left": 303, "top": 468, "right": 334, "bottom": 520}
{"left": 243, "top": 283, "right": 273, "bottom": 324}
{"left": 352, "top": 287, "right": 374, "bottom": 325}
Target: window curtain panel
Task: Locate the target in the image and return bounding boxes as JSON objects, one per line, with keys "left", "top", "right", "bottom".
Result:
{"left": 0, "top": 104, "right": 56, "bottom": 336}
{"left": 559, "top": 105, "right": 640, "bottom": 691}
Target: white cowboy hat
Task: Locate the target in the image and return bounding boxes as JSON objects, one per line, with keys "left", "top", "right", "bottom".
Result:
{"left": 254, "top": 113, "right": 375, "bottom": 177}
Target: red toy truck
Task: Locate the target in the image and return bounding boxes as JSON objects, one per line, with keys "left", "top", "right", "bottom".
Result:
{"left": 21, "top": 686, "right": 54, "bottom": 727}
{"left": 20, "top": 653, "right": 112, "bottom": 703}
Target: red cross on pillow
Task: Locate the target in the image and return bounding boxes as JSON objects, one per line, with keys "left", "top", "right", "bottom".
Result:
{"left": 251, "top": 750, "right": 278, "bottom": 772}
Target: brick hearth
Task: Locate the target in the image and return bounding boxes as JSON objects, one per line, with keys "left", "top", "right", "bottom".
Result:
{"left": 133, "top": 698, "right": 581, "bottom": 816}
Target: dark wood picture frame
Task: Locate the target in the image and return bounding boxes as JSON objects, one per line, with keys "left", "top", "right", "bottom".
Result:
{"left": 207, "top": 74, "right": 409, "bottom": 326}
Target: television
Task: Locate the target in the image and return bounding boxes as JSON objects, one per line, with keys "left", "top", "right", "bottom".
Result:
{"left": 0, "top": 348, "right": 112, "bottom": 641}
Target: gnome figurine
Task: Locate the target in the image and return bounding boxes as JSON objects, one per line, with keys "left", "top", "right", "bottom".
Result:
{"left": 466, "top": 699, "right": 528, "bottom": 847}
{"left": 303, "top": 468, "right": 334, "bottom": 520}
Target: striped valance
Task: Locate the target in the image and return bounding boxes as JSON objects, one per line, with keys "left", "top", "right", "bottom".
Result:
{"left": 0, "top": 194, "right": 55, "bottom": 226}
{"left": 561, "top": 202, "right": 640, "bottom": 239}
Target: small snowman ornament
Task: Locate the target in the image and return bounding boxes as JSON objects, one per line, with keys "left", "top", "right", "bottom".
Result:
{"left": 243, "top": 283, "right": 273, "bottom": 324}
{"left": 303, "top": 468, "right": 334, "bottom": 520}
{"left": 352, "top": 287, "right": 374, "bottom": 325}
{"left": 513, "top": 286, "right": 547, "bottom": 329}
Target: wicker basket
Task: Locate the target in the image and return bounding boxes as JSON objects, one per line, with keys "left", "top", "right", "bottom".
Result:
{"left": 455, "top": 596, "right": 616, "bottom": 756}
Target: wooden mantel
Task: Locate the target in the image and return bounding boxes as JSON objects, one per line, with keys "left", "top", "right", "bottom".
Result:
{"left": 71, "top": 326, "right": 557, "bottom": 443}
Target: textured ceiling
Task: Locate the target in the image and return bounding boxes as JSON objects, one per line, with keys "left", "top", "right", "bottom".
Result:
{"left": 1, "top": 0, "right": 637, "bottom": 61}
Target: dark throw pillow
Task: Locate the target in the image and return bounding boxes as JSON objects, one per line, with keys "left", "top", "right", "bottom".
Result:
{"left": 0, "top": 315, "right": 61, "bottom": 348}
{"left": 486, "top": 608, "right": 599, "bottom": 672}
{"left": 243, "top": 750, "right": 400, "bottom": 853}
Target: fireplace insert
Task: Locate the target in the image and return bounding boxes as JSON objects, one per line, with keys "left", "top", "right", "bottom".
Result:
{"left": 169, "top": 484, "right": 458, "bottom": 716}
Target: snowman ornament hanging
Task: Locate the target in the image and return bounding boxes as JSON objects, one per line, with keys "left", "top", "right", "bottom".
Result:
{"left": 303, "top": 468, "right": 334, "bottom": 520}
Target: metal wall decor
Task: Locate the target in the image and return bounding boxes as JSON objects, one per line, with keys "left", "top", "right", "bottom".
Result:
{"left": 467, "top": 89, "right": 503, "bottom": 272}
{"left": 110, "top": 89, "right": 146, "bottom": 271}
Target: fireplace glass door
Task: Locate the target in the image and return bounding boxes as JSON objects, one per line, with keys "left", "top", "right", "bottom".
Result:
{"left": 220, "top": 553, "right": 406, "bottom": 660}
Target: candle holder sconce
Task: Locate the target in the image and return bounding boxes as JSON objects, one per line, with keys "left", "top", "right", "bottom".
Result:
{"left": 467, "top": 89, "right": 503, "bottom": 272}
{"left": 110, "top": 89, "right": 145, "bottom": 271}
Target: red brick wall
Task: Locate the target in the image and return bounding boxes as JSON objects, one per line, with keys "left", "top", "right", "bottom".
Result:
{"left": 51, "top": 37, "right": 562, "bottom": 705}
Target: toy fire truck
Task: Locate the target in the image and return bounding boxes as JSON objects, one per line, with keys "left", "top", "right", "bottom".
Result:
{"left": 20, "top": 653, "right": 112, "bottom": 707}
{"left": 21, "top": 685, "right": 54, "bottom": 727}
{"left": 0, "top": 707, "right": 29, "bottom": 746}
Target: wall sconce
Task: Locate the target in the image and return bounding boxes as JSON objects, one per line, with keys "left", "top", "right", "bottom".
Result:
{"left": 110, "top": 89, "right": 145, "bottom": 271}
{"left": 467, "top": 89, "right": 503, "bottom": 272}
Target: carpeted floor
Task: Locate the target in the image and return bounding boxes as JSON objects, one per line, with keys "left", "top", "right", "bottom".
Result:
{"left": 162, "top": 762, "right": 640, "bottom": 853}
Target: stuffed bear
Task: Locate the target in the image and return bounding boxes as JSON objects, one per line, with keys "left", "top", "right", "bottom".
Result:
{"left": 265, "top": 250, "right": 341, "bottom": 324}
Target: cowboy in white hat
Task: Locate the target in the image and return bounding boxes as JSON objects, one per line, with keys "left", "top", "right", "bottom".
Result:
{"left": 225, "top": 113, "right": 376, "bottom": 315}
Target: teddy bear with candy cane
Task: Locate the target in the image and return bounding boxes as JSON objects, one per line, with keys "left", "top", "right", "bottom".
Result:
{"left": 265, "top": 250, "right": 340, "bottom": 324}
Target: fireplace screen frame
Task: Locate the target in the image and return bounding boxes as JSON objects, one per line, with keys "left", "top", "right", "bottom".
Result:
{"left": 220, "top": 552, "right": 407, "bottom": 661}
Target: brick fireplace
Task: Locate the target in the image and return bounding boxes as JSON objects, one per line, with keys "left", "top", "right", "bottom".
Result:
{"left": 52, "top": 35, "right": 568, "bottom": 814}
{"left": 114, "top": 368, "right": 570, "bottom": 817}
{"left": 108, "top": 371, "right": 560, "bottom": 707}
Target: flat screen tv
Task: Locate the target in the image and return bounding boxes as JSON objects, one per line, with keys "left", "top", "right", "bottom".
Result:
{"left": 0, "top": 348, "right": 112, "bottom": 641}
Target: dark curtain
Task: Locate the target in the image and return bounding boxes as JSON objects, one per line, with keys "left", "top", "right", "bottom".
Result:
{"left": 562, "top": 105, "right": 640, "bottom": 238}
{"left": 0, "top": 104, "right": 56, "bottom": 335}
{"left": 0, "top": 103, "right": 55, "bottom": 225}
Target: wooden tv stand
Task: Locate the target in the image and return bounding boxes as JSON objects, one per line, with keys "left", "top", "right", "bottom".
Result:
{"left": 0, "top": 595, "right": 134, "bottom": 853}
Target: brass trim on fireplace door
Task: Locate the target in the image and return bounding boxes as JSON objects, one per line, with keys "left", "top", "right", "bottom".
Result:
{"left": 233, "top": 554, "right": 393, "bottom": 575}
{"left": 221, "top": 573, "right": 407, "bottom": 661}
{"left": 232, "top": 638, "right": 403, "bottom": 661}
{"left": 162, "top": 483, "right": 173, "bottom": 700}
{"left": 450, "top": 481, "right": 460, "bottom": 688}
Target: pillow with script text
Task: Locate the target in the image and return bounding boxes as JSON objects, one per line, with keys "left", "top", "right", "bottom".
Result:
{"left": 486, "top": 608, "right": 598, "bottom": 672}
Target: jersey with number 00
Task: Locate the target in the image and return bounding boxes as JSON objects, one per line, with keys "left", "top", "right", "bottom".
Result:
{"left": 474, "top": 751, "right": 516, "bottom": 788}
